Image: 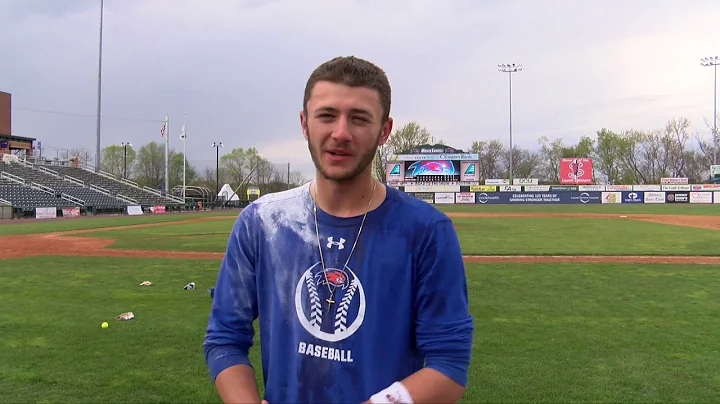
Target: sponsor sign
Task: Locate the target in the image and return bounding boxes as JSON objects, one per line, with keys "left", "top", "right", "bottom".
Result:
{"left": 414, "top": 192, "right": 434, "bottom": 204}
{"left": 475, "top": 192, "right": 601, "bottom": 204}
{"left": 470, "top": 185, "right": 496, "bottom": 192}
{"left": 524, "top": 185, "right": 550, "bottom": 192}
{"left": 621, "top": 191, "right": 644, "bottom": 203}
{"left": 385, "top": 162, "right": 403, "bottom": 184}
{"left": 512, "top": 178, "right": 539, "bottom": 185}
{"left": 405, "top": 185, "right": 460, "bottom": 193}
{"left": 662, "top": 184, "right": 691, "bottom": 191}
{"left": 644, "top": 191, "right": 665, "bottom": 203}
{"left": 392, "top": 153, "right": 479, "bottom": 161}
{"left": 455, "top": 192, "right": 475, "bottom": 204}
{"left": 606, "top": 185, "right": 632, "bottom": 191}
{"left": 690, "top": 184, "right": 720, "bottom": 191}
{"left": 715, "top": 192, "right": 720, "bottom": 204}
{"left": 549, "top": 185, "right": 579, "bottom": 191}
{"left": 498, "top": 185, "right": 522, "bottom": 192}
{"left": 661, "top": 177, "right": 689, "bottom": 185}
{"left": 127, "top": 205, "right": 143, "bottom": 216}
{"left": 35, "top": 207, "right": 56, "bottom": 219}
{"left": 666, "top": 192, "right": 689, "bottom": 203}
{"left": 601, "top": 192, "right": 622, "bottom": 204}
{"left": 632, "top": 184, "right": 662, "bottom": 191}
{"left": 61, "top": 207, "right": 80, "bottom": 217}
{"left": 151, "top": 205, "right": 166, "bottom": 213}
{"left": 434, "top": 192, "right": 455, "bottom": 204}
{"left": 559, "top": 157, "right": 593, "bottom": 184}
{"left": 689, "top": 191, "right": 712, "bottom": 204}
{"left": 579, "top": 185, "right": 606, "bottom": 191}
{"left": 460, "top": 161, "right": 479, "bottom": 182}
{"left": 485, "top": 179, "right": 510, "bottom": 185}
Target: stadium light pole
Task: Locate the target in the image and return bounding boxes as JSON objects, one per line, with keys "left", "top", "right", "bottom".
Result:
{"left": 498, "top": 63, "right": 522, "bottom": 183}
{"left": 212, "top": 142, "right": 224, "bottom": 197}
{"left": 701, "top": 56, "right": 719, "bottom": 166}
{"left": 94, "top": 0, "right": 104, "bottom": 172}
{"left": 121, "top": 142, "right": 131, "bottom": 178}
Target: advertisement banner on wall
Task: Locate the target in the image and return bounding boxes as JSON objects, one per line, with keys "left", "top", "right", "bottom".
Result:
{"left": 498, "top": 185, "right": 523, "bottom": 192}
{"left": 715, "top": 192, "right": 720, "bottom": 204}
{"left": 666, "top": 192, "right": 689, "bottom": 203}
{"left": 455, "top": 192, "right": 476, "bottom": 204}
{"left": 579, "top": 185, "right": 606, "bottom": 191}
{"left": 35, "top": 207, "right": 56, "bottom": 219}
{"left": 632, "top": 184, "right": 662, "bottom": 191}
{"left": 405, "top": 185, "right": 460, "bottom": 193}
{"left": 661, "top": 184, "right": 691, "bottom": 191}
{"left": 621, "top": 191, "right": 644, "bottom": 203}
{"left": 476, "top": 192, "right": 601, "bottom": 204}
{"left": 385, "top": 161, "right": 403, "bottom": 183}
{"left": 485, "top": 179, "right": 510, "bottom": 185}
{"left": 460, "top": 161, "right": 479, "bottom": 182}
{"left": 689, "top": 192, "right": 712, "bottom": 204}
{"left": 606, "top": 185, "right": 632, "bottom": 191}
{"left": 559, "top": 157, "right": 593, "bottom": 184}
{"left": 434, "top": 192, "right": 455, "bottom": 204}
{"left": 550, "top": 185, "right": 579, "bottom": 191}
{"left": 691, "top": 184, "right": 720, "bottom": 191}
{"left": 414, "top": 192, "right": 434, "bottom": 204}
{"left": 661, "top": 177, "right": 689, "bottom": 184}
{"left": 512, "top": 178, "right": 539, "bottom": 185}
{"left": 644, "top": 192, "right": 666, "bottom": 203}
{"left": 470, "top": 185, "right": 496, "bottom": 192}
{"left": 61, "top": 207, "right": 80, "bottom": 217}
{"left": 524, "top": 185, "right": 551, "bottom": 192}
{"left": 601, "top": 192, "right": 622, "bottom": 203}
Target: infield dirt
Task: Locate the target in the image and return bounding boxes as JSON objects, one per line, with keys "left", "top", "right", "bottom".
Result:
{"left": 1, "top": 213, "right": 719, "bottom": 263}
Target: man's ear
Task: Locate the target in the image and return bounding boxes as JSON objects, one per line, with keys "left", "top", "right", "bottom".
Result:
{"left": 378, "top": 117, "right": 393, "bottom": 146}
{"left": 299, "top": 111, "right": 308, "bottom": 140}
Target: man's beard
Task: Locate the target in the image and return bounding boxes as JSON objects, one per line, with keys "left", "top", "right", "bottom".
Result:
{"left": 306, "top": 125, "right": 381, "bottom": 183}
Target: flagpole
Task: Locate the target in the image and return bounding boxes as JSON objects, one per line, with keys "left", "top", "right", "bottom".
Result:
{"left": 164, "top": 114, "right": 169, "bottom": 196}
{"left": 181, "top": 112, "right": 187, "bottom": 201}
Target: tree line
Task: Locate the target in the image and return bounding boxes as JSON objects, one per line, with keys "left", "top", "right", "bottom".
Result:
{"left": 68, "top": 142, "right": 310, "bottom": 196}
{"left": 373, "top": 117, "right": 719, "bottom": 184}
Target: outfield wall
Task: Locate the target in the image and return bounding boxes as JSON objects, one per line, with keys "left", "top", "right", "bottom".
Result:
{"left": 398, "top": 184, "right": 720, "bottom": 204}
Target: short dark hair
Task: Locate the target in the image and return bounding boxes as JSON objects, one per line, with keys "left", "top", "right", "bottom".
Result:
{"left": 303, "top": 56, "right": 392, "bottom": 122}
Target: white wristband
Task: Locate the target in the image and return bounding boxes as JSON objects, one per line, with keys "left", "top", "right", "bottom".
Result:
{"left": 369, "top": 381, "right": 414, "bottom": 404}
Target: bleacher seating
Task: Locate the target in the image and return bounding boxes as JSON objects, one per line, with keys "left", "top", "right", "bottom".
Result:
{"left": 52, "top": 166, "right": 183, "bottom": 206}
{"left": 0, "top": 163, "right": 127, "bottom": 208}
{"left": 0, "top": 184, "right": 79, "bottom": 209}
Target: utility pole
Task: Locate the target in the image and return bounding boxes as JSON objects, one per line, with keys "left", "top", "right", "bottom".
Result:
{"left": 94, "top": 0, "right": 104, "bottom": 172}
{"left": 498, "top": 63, "right": 522, "bottom": 183}
{"left": 212, "top": 142, "right": 224, "bottom": 197}
{"left": 701, "top": 56, "right": 719, "bottom": 166}
{"left": 121, "top": 142, "right": 132, "bottom": 178}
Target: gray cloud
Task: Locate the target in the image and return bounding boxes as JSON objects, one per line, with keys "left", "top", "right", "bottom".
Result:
{"left": 1, "top": 0, "right": 719, "bottom": 177}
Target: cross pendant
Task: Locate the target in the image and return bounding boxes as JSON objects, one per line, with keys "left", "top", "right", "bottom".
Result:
{"left": 325, "top": 297, "right": 335, "bottom": 312}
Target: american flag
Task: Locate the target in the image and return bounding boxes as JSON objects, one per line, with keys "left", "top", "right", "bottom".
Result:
{"left": 160, "top": 122, "right": 166, "bottom": 137}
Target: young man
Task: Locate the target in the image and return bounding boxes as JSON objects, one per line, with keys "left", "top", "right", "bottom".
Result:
{"left": 203, "top": 56, "right": 473, "bottom": 404}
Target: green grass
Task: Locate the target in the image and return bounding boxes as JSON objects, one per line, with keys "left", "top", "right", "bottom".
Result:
{"left": 436, "top": 203, "right": 720, "bottom": 215}
{"left": 73, "top": 215, "right": 720, "bottom": 256}
{"left": 2, "top": 257, "right": 719, "bottom": 403}
{"left": 0, "top": 210, "right": 239, "bottom": 236}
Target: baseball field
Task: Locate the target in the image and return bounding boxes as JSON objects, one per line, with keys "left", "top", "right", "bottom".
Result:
{"left": 1, "top": 204, "right": 719, "bottom": 403}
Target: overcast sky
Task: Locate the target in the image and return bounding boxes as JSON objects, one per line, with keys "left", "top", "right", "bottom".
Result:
{"left": 1, "top": 0, "right": 719, "bottom": 176}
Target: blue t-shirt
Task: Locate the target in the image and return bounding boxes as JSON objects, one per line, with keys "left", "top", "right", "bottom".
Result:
{"left": 203, "top": 183, "right": 473, "bottom": 403}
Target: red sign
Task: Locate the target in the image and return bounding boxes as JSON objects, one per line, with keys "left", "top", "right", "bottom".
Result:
{"left": 559, "top": 158, "right": 593, "bottom": 184}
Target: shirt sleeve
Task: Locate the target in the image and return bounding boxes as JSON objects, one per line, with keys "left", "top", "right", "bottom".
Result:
{"left": 203, "top": 206, "right": 259, "bottom": 382}
{"left": 414, "top": 218, "right": 474, "bottom": 387}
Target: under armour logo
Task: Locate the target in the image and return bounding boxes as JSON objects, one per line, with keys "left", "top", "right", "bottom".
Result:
{"left": 326, "top": 237, "right": 345, "bottom": 250}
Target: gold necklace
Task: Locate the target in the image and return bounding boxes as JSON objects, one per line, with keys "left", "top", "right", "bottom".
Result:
{"left": 312, "top": 180, "right": 377, "bottom": 312}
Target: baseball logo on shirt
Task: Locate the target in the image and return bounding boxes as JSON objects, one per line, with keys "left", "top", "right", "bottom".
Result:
{"left": 294, "top": 261, "right": 366, "bottom": 343}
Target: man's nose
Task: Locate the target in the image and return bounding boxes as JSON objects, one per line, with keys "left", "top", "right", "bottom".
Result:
{"left": 330, "top": 117, "right": 352, "bottom": 141}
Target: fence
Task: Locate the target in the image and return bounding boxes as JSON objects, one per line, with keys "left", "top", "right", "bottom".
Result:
{"left": 396, "top": 184, "right": 720, "bottom": 205}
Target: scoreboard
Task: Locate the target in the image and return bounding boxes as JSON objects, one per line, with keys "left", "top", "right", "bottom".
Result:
{"left": 385, "top": 145, "right": 479, "bottom": 186}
